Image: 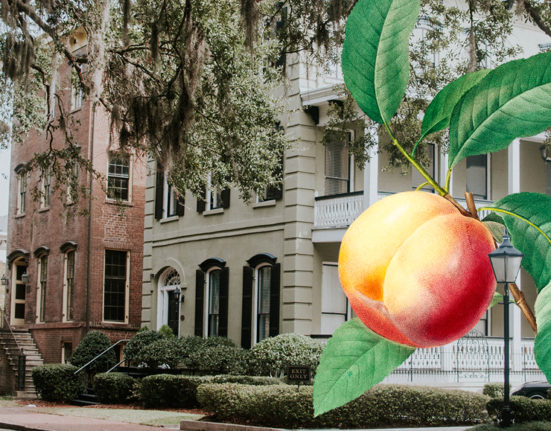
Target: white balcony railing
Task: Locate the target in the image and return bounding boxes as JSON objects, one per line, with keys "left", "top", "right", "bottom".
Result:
{"left": 314, "top": 191, "right": 494, "bottom": 230}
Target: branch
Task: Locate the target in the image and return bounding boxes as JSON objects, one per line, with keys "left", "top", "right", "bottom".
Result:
{"left": 524, "top": 0, "right": 551, "bottom": 38}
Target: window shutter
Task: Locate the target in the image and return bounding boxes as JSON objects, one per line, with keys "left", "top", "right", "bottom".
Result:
{"left": 218, "top": 267, "right": 229, "bottom": 337}
{"left": 176, "top": 195, "right": 185, "bottom": 216}
{"left": 155, "top": 165, "right": 164, "bottom": 220}
{"left": 269, "top": 263, "right": 281, "bottom": 337}
{"left": 196, "top": 192, "right": 206, "bottom": 213}
{"left": 221, "top": 188, "right": 231, "bottom": 209}
{"left": 195, "top": 269, "right": 205, "bottom": 337}
{"left": 267, "top": 155, "right": 284, "bottom": 201}
{"left": 241, "top": 266, "right": 253, "bottom": 349}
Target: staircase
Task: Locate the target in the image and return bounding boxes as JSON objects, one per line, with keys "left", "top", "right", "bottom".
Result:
{"left": 0, "top": 329, "right": 44, "bottom": 398}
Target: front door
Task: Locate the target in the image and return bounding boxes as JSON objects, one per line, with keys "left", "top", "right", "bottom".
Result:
{"left": 167, "top": 290, "right": 179, "bottom": 336}
{"left": 11, "top": 262, "right": 27, "bottom": 325}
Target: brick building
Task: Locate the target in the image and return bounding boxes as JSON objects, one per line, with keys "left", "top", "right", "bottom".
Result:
{"left": 5, "top": 32, "right": 145, "bottom": 364}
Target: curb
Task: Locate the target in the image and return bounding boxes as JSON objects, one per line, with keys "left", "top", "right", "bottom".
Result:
{"left": 180, "top": 420, "right": 285, "bottom": 431}
{"left": 0, "top": 421, "right": 43, "bottom": 431}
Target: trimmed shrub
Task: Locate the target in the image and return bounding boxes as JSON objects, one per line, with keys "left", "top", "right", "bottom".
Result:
{"left": 158, "top": 325, "right": 175, "bottom": 338}
{"left": 138, "top": 374, "right": 281, "bottom": 408}
{"left": 188, "top": 345, "right": 251, "bottom": 375}
{"left": 487, "top": 396, "right": 551, "bottom": 423}
{"left": 202, "top": 336, "right": 236, "bottom": 348}
{"left": 70, "top": 331, "right": 116, "bottom": 376}
{"left": 483, "top": 383, "right": 510, "bottom": 399}
{"left": 32, "top": 364, "right": 84, "bottom": 402}
{"left": 197, "top": 383, "right": 491, "bottom": 428}
{"left": 124, "top": 329, "right": 164, "bottom": 365}
{"left": 93, "top": 372, "right": 135, "bottom": 404}
{"left": 135, "top": 337, "right": 184, "bottom": 368}
{"left": 249, "top": 334, "right": 324, "bottom": 377}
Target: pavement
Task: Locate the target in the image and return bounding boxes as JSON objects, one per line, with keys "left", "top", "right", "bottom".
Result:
{"left": 0, "top": 400, "right": 476, "bottom": 431}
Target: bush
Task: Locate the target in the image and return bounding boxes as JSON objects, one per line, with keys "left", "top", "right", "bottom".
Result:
{"left": 483, "top": 383, "right": 510, "bottom": 399}
{"left": 136, "top": 337, "right": 184, "bottom": 368}
{"left": 471, "top": 421, "right": 551, "bottom": 431}
{"left": 32, "top": 364, "right": 84, "bottom": 402}
{"left": 249, "top": 334, "right": 323, "bottom": 377}
{"left": 202, "top": 336, "right": 236, "bottom": 348}
{"left": 197, "top": 383, "right": 490, "bottom": 428}
{"left": 487, "top": 396, "right": 551, "bottom": 423}
{"left": 138, "top": 374, "right": 281, "bottom": 408}
{"left": 70, "top": 331, "right": 116, "bottom": 376}
{"left": 124, "top": 329, "right": 164, "bottom": 365}
{"left": 93, "top": 372, "right": 135, "bottom": 404}
{"left": 188, "top": 345, "right": 251, "bottom": 375}
{"left": 158, "top": 325, "right": 175, "bottom": 338}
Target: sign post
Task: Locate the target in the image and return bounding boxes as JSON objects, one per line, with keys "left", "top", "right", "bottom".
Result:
{"left": 287, "top": 365, "right": 311, "bottom": 390}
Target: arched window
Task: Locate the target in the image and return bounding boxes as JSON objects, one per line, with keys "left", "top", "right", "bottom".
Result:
{"left": 241, "top": 254, "right": 280, "bottom": 348}
{"left": 195, "top": 258, "right": 228, "bottom": 338}
{"left": 157, "top": 267, "right": 182, "bottom": 336}
{"left": 9, "top": 254, "right": 29, "bottom": 325}
{"left": 34, "top": 246, "right": 50, "bottom": 323}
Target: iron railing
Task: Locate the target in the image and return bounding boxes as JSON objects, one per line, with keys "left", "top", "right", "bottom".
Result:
{"left": 74, "top": 339, "right": 129, "bottom": 375}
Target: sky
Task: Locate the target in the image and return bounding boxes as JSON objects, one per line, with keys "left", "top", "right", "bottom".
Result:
{"left": 0, "top": 144, "right": 10, "bottom": 217}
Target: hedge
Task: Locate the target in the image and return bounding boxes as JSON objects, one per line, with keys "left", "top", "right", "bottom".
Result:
{"left": 197, "top": 383, "right": 491, "bottom": 428}
{"left": 70, "top": 331, "right": 116, "bottom": 376}
{"left": 93, "top": 372, "right": 135, "bottom": 404}
{"left": 138, "top": 374, "right": 281, "bottom": 408}
{"left": 483, "top": 383, "right": 510, "bottom": 399}
{"left": 32, "top": 364, "right": 85, "bottom": 402}
{"left": 487, "top": 396, "right": 551, "bottom": 423}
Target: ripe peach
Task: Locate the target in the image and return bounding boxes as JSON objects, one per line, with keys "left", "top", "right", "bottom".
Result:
{"left": 338, "top": 191, "right": 496, "bottom": 347}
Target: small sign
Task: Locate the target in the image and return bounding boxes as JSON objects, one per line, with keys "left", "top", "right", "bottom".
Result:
{"left": 287, "top": 366, "right": 311, "bottom": 382}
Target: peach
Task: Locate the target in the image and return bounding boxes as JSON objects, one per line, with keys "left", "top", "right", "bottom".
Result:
{"left": 338, "top": 191, "right": 496, "bottom": 347}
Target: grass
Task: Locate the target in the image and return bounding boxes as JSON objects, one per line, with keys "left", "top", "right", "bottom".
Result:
{"left": 470, "top": 422, "right": 551, "bottom": 431}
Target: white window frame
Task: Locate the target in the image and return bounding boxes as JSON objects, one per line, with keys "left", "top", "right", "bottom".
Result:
{"left": 156, "top": 268, "right": 181, "bottom": 336}
{"left": 40, "top": 167, "right": 51, "bottom": 209}
{"left": 10, "top": 259, "right": 27, "bottom": 325}
{"left": 102, "top": 249, "right": 130, "bottom": 324}
{"left": 71, "top": 80, "right": 83, "bottom": 111}
{"left": 106, "top": 153, "right": 132, "bottom": 203}
{"left": 203, "top": 267, "right": 222, "bottom": 338}
{"left": 163, "top": 173, "right": 178, "bottom": 218}
{"left": 252, "top": 263, "right": 272, "bottom": 346}
{"left": 466, "top": 153, "right": 491, "bottom": 200}
{"left": 320, "top": 262, "right": 351, "bottom": 335}
{"left": 66, "top": 164, "right": 79, "bottom": 205}
{"left": 206, "top": 174, "right": 222, "bottom": 211}
{"left": 62, "top": 249, "right": 76, "bottom": 322}
{"left": 16, "top": 172, "right": 27, "bottom": 215}
{"left": 36, "top": 255, "right": 48, "bottom": 323}
{"left": 324, "top": 129, "right": 354, "bottom": 196}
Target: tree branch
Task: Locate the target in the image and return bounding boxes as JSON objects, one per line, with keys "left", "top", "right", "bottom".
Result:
{"left": 524, "top": 0, "right": 551, "bottom": 38}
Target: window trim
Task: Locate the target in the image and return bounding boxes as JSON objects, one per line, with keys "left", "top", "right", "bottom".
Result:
{"left": 40, "top": 167, "right": 51, "bottom": 209}
{"left": 62, "top": 248, "right": 76, "bottom": 322}
{"left": 324, "top": 129, "right": 354, "bottom": 196}
{"left": 320, "top": 261, "right": 351, "bottom": 335}
{"left": 163, "top": 172, "right": 178, "bottom": 219}
{"left": 102, "top": 249, "right": 130, "bottom": 324}
{"left": 466, "top": 153, "right": 491, "bottom": 200}
{"left": 16, "top": 171, "right": 27, "bottom": 216}
{"left": 252, "top": 263, "right": 272, "bottom": 345}
{"left": 36, "top": 254, "right": 48, "bottom": 323}
{"left": 106, "top": 153, "right": 132, "bottom": 203}
{"left": 10, "top": 258, "right": 28, "bottom": 325}
{"left": 156, "top": 267, "right": 182, "bottom": 336}
{"left": 204, "top": 266, "right": 222, "bottom": 338}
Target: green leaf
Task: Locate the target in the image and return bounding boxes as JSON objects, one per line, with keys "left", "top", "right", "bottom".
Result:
{"left": 420, "top": 69, "right": 490, "bottom": 142}
{"left": 313, "top": 318, "right": 415, "bottom": 416}
{"left": 490, "top": 193, "right": 551, "bottom": 292}
{"left": 341, "top": 0, "right": 420, "bottom": 124}
{"left": 483, "top": 220, "right": 506, "bottom": 243}
{"left": 448, "top": 51, "right": 551, "bottom": 169}
{"left": 489, "top": 292, "right": 503, "bottom": 308}
{"left": 535, "top": 283, "right": 551, "bottom": 384}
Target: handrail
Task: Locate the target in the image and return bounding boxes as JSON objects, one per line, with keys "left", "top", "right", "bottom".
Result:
{"left": 1, "top": 309, "right": 23, "bottom": 354}
{"left": 74, "top": 339, "right": 129, "bottom": 375}
{"left": 106, "top": 357, "right": 127, "bottom": 374}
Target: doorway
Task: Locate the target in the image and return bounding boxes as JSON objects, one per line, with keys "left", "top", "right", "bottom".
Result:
{"left": 157, "top": 268, "right": 181, "bottom": 336}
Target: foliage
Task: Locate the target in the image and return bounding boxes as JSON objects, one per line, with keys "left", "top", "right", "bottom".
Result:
{"left": 32, "top": 364, "right": 84, "bottom": 402}
{"left": 197, "top": 383, "right": 490, "bottom": 429}
{"left": 93, "top": 372, "right": 135, "bottom": 404}
{"left": 70, "top": 331, "right": 116, "bottom": 376}
{"left": 470, "top": 422, "right": 551, "bottom": 431}
{"left": 487, "top": 396, "right": 551, "bottom": 423}
{"left": 482, "top": 383, "right": 510, "bottom": 399}
{"left": 135, "top": 337, "right": 185, "bottom": 369}
{"left": 188, "top": 345, "right": 251, "bottom": 375}
{"left": 158, "top": 325, "right": 175, "bottom": 338}
{"left": 249, "top": 334, "right": 324, "bottom": 378}
{"left": 123, "top": 329, "right": 164, "bottom": 365}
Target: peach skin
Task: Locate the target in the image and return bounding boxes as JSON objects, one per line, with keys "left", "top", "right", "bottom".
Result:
{"left": 338, "top": 191, "right": 496, "bottom": 347}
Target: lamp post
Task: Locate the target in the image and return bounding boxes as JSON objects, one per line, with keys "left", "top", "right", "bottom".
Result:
{"left": 488, "top": 230, "right": 524, "bottom": 427}
{"left": 1, "top": 275, "right": 8, "bottom": 286}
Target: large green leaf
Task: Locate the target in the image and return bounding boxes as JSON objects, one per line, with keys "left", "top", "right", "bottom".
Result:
{"left": 490, "top": 193, "right": 551, "bottom": 292}
{"left": 313, "top": 318, "right": 415, "bottom": 416}
{"left": 341, "top": 0, "right": 420, "bottom": 124}
{"left": 420, "top": 69, "right": 490, "bottom": 143}
{"left": 448, "top": 51, "right": 551, "bottom": 169}
{"left": 535, "top": 283, "right": 551, "bottom": 383}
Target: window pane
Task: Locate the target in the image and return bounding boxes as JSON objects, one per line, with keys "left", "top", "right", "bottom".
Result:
{"left": 325, "top": 131, "right": 350, "bottom": 195}
{"left": 14, "top": 303, "right": 25, "bottom": 319}
{"left": 208, "top": 271, "right": 220, "bottom": 314}
{"left": 466, "top": 155, "right": 488, "bottom": 199}
{"left": 258, "top": 267, "right": 271, "bottom": 314}
{"left": 40, "top": 256, "right": 47, "bottom": 321}
{"left": 66, "top": 251, "right": 75, "bottom": 320}
{"left": 15, "top": 284, "right": 25, "bottom": 300}
{"left": 16, "top": 265, "right": 26, "bottom": 281}
{"left": 107, "top": 155, "right": 130, "bottom": 201}
{"left": 104, "top": 250, "right": 127, "bottom": 321}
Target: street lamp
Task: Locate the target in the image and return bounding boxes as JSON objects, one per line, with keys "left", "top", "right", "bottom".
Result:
{"left": 488, "top": 230, "right": 524, "bottom": 427}
{"left": 1, "top": 275, "right": 8, "bottom": 286}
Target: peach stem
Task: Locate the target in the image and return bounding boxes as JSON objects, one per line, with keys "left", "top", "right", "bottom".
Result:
{"left": 464, "top": 192, "right": 479, "bottom": 221}
{"left": 509, "top": 283, "right": 538, "bottom": 334}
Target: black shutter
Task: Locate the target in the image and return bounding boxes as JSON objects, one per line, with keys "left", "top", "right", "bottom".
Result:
{"left": 218, "top": 267, "right": 229, "bottom": 337}
{"left": 176, "top": 195, "right": 185, "bottom": 216}
{"left": 195, "top": 270, "right": 205, "bottom": 337}
{"left": 196, "top": 192, "right": 206, "bottom": 213}
{"left": 241, "top": 266, "right": 253, "bottom": 349}
{"left": 154, "top": 164, "right": 164, "bottom": 220}
{"left": 269, "top": 263, "right": 281, "bottom": 337}
{"left": 267, "top": 155, "right": 284, "bottom": 201}
{"left": 221, "top": 188, "right": 231, "bottom": 209}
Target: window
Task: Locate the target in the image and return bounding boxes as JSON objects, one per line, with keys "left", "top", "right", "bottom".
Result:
{"left": 207, "top": 174, "right": 223, "bottom": 210}
{"left": 63, "top": 250, "right": 76, "bottom": 321}
{"left": 154, "top": 166, "right": 184, "bottom": 219}
{"left": 66, "top": 164, "right": 79, "bottom": 205}
{"left": 62, "top": 342, "right": 73, "bottom": 364}
{"left": 241, "top": 254, "right": 280, "bottom": 348}
{"left": 165, "top": 181, "right": 178, "bottom": 217}
{"left": 37, "top": 255, "right": 48, "bottom": 322}
{"left": 466, "top": 154, "right": 489, "bottom": 199}
{"left": 11, "top": 260, "right": 28, "bottom": 324}
{"left": 157, "top": 268, "right": 182, "bottom": 336}
{"left": 16, "top": 171, "right": 27, "bottom": 215}
{"left": 195, "top": 259, "right": 229, "bottom": 338}
{"left": 103, "top": 250, "right": 129, "bottom": 322}
{"left": 325, "top": 130, "right": 352, "bottom": 195}
{"left": 257, "top": 155, "right": 283, "bottom": 203}
{"left": 40, "top": 168, "right": 51, "bottom": 208}
{"left": 321, "top": 263, "right": 349, "bottom": 335}
{"left": 107, "top": 154, "right": 130, "bottom": 201}
{"left": 71, "top": 81, "right": 83, "bottom": 110}
{"left": 412, "top": 144, "right": 435, "bottom": 191}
